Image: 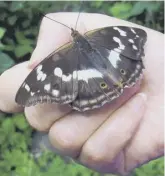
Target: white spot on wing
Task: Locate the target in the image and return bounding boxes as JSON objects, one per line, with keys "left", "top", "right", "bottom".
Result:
{"left": 108, "top": 50, "right": 121, "bottom": 68}
{"left": 52, "top": 89, "right": 59, "bottom": 96}
{"left": 128, "top": 39, "right": 134, "bottom": 43}
{"left": 73, "top": 71, "right": 77, "bottom": 79}
{"left": 36, "top": 65, "right": 47, "bottom": 81}
{"left": 44, "top": 84, "right": 51, "bottom": 91}
{"left": 62, "top": 74, "right": 72, "bottom": 82}
{"left": 31, "top": 92, "right": 35, "bottom": 96}
{"left": 114, "top": 48, "right": 121, "bottom": 53}
{"left": 133, "top": 45, "right": 138, "bottom": 50}
{"left": 41, "top": 74, "right": 47, "bottom": 81}
{"left": 131, "top": 28, "right": 136, "bottom": 34}
{"left": 36, "top": 65, "right": 43, "bottom": 73}
{"left": 25, "top": 84, "right": 30, "bottom": 92}
{"left": 54, "top": 67, "right": 62, "bottom": 77}
{"left": 113, "top": 27, "right": 127, "bottom": 36}
{"left": 78, "top": 69, "right": 102, "bottom": 82}
{"left": 113, "top": 37, "right": 125, "bottom": 50}
{"left": 37, "top": 72, "right": 47, "bottom": 81}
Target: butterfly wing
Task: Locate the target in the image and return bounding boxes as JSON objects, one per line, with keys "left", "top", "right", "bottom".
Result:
{"left": 71, "top": 48, "right": 124, "bottom": 111}
{"left": 90, "top": 44, "right": 144, "bottom": 88}
{"left": 84, "top": 26, "right": 147, "bottom": 87}
{"left": 15, "top": 42, "right": 78, "bottom": 106}
{"left": 71, "top": 26, "right": 147, "bottom": 111}
{"left": 85, "top": 26, "right": 147, "bottom": 60}
{"left": 16, "top": 26, "right": 147, "bottom": 111}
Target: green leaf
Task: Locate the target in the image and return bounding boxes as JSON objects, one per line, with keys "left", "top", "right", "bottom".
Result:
{"left": 15, "top": 30, "right": 34, "bottom": 47}
{"left": 0, "top": 1, "right": 8, "bottom": 8}
{"left": 0, "top": 129, "right": 6, "bottom": 145}
{"left": 1, "top": 118, "right": 15, "bottom": 133}
{"left": 110, "top": 2, "right": 133, "bottom": 19}
{"left": 0, "top": 52, "right": 15, "bottom": 74}
{"left": 130, "top": 2, "right": 146, "bottom": 17}
{"left": 7, "top": 15, "right": 17, "bottom": 25}
{"left": 146, "top": 2, "right": 161, "bottom": 13}
{"left": 15, "top": 45, "right": 33, "bottom": 58}
{"left": 0, "top": 27, "right": 6, "bottom": 39}
{"left": 0, "top": 44, "right": 15, "bottom": 52}
{"left": 91, "top": 1, "right": 103, "bottom": 8}
{"left": 22, "top": 20, "right": 31, "bottom": 28}
{"left": 10, "top": 2, "right": 24, "bottom": 12}
{"left": 130, "top": 2, "right": 161, "bottom": 17}
{"left": 13, "top": 114, "right": 29, "bottom": 130}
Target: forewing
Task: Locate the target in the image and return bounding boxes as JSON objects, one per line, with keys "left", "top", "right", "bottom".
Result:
{"left": 15, "top": 42, "right": 78, "bottom": 106}
{"left": 85, "top": 26, "right": 147, "bottom": 60}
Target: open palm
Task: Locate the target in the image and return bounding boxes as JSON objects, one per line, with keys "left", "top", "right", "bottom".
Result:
{"left": 0, "top": 13, "right": 163, "bottom": 175}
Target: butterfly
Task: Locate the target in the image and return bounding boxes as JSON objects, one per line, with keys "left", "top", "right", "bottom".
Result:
{"left": 15, "top": 15, "right": 147, "bottom": 111}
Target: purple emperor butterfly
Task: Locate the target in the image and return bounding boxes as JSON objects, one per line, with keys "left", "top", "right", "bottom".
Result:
{"left": 15, "top": 15, "right": 147, "bottom": 111}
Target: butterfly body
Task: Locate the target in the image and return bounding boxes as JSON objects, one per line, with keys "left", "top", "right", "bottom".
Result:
{"left": 15, "top": 26, "right": 147, "bottom": 111}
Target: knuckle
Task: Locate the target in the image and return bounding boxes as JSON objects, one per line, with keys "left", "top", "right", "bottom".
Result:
{"left": 25, "top": 108, "right": 49, "bottom": 132}
{"left": 0, "top": 103, "right": 22, "bottom": 113}
{"left": 49, "top": 127, "right": 80, "bottom": 157}
{"left": 152, "top": 139, "right": 164, "bottom": 158}
{"left": 124, "top": 131, "right": 133, "bottom": 143}
{"left": 81, "top": 143, "right": 106, "bottom": 166}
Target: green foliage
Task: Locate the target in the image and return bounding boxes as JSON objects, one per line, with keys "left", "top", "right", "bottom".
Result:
{"left": 0, "top": 51, "right": 15, "bottom": 74}
{"left": 0, "top": 1, "right": 163, "bottom": 65}
{"left": 0, "top": 114, "right": 164, "bottom": 176}
{"left": 0, "top": 1, "right": 164, "bottom": 176}
{"left": 0, "top": 27, "right": 6, "bottom": 39}
{"left": 110, "top": 1, "right": 162, "bottom": 20}
{"left": 110, "top": 2, "right": 133, "bottom": 19}
{"left": 133, "top": 157, "right": 164, "bottom": 176}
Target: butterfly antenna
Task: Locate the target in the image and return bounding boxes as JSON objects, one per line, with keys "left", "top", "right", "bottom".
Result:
{"left": 75, "top": 1, "right": 84, "bottom": 30}
{"left": 39, "top": 12, "right": 71, "bottom": 30}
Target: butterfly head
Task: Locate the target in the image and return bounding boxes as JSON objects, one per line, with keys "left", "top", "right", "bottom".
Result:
{"left": 71, "top": 28, "right": 80, "bottom": 39}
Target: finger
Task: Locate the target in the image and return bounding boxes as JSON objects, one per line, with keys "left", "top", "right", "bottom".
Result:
{"left": 78, "top": 93, "right": 147, "bottom": 174}
{"left": 48, "top": 82, "right": 141, "bottom": 158}
{"left": 0, "top": 62, "right": 30, "bottom": 112}
{"left": 25, "top": 104, "right": 72, "bottom": 132}
{"left": 123, "top": 95, "right": 164, "bottom": 173}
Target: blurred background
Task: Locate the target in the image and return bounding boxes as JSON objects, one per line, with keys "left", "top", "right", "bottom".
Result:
{"left": 0, "top": 1, "right": 164, "bottom": 176}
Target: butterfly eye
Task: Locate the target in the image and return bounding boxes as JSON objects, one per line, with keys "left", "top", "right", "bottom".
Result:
{"left": 120, "top": 69, "right": 126, "bottom": 75}
{"left": 100, "top": 82, "right": 108, "bottom": 89}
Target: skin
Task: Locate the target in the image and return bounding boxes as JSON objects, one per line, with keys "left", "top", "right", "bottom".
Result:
{"left": 0, "top": 13, "right": 164, "bottom": 175}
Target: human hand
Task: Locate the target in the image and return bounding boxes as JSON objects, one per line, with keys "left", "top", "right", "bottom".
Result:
{"left": 0, "top": 13, "right": 163, "bottom": 175}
